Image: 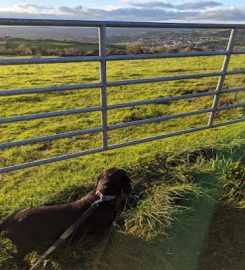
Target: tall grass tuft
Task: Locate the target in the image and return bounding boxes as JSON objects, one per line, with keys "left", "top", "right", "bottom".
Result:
{"left": 123, "top": 182, "right": 204, "bottom": 240}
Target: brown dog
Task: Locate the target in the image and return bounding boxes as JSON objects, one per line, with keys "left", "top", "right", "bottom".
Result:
{"left": 0, "top": 168, "right": 131, "bottom": 268}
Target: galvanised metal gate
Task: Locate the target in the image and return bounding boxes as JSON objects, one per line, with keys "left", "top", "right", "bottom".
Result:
{"left": 0, "top": 19, "right": 244, "bottom": 173}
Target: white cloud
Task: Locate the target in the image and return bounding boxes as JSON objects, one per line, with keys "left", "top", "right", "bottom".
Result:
{"left": 2, "top": 4, "right": 54, "bottom": 14}
{"left": 104, "top": 5, "right": 122, "bottom": 11}
{"left": 125, "top": 1, "right": 222, "bottom": 10}
{"left": 0, "top": 3, "right": 244, "bottom": 23}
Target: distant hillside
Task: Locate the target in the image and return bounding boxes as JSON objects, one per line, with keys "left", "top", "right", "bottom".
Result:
{"left": 0, "top": 26, "right": 191, "bottom": 41}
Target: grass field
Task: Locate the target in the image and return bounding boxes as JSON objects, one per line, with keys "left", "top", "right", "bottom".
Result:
{"left": 0, "top": 38, "right": 125, "bottom": 53}
{"left": 0, "top": 54, "right": 244, "bottom": 269}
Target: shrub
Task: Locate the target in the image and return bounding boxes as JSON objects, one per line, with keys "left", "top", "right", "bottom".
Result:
{"left": 126, "top": 42, "right": 144, "bottom": 54}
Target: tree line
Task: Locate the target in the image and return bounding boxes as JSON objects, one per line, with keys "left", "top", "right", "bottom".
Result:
{"left": 0, "top": 41, "right": 202, "bottom": 57}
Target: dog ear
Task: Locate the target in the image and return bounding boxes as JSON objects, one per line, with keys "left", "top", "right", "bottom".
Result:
{"left": 121, "top": 171, "right": 132, "bottom": 194}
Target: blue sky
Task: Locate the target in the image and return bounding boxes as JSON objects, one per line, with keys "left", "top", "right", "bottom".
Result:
{"left": 0, "top": 0, "right": 244, "bottom": 8}
{"left": 0, "top": 1, "right": 244, "bottom": 22}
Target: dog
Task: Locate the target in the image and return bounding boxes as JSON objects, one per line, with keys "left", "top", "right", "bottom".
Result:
{"left": 0, "top": 168, "right": 131, "bottom": 268}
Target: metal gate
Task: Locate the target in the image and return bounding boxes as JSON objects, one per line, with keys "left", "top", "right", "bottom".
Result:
{"left": 0, "top": 19, "right": 244, "bottom": 173}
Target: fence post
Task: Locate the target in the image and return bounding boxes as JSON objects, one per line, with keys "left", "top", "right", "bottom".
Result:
{"left": 98, "top": 25, "right": 108, "bottom": 149}
{"left": 208, "top": 28, "right": 237, "bottom": 126}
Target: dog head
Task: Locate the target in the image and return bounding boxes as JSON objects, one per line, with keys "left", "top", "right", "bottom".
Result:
{"left": 95, "top": 168, "right": 132, "bottom": 197}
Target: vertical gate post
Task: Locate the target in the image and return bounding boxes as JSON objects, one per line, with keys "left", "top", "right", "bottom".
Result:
{"left": 208, "top": 28, "right": 237, "bottom": 126}
{"left": 98, "top": 25, "right": 108, "bottom": 149}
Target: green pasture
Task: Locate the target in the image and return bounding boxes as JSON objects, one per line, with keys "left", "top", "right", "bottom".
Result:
{"left": 1, "top": 38, "right": 125, "bottom": 52}
{"left": 4, "top": 38, "right": 98, "bottom": 50}
{"left": 0, "top": 54, "right": 244, "bottom": 269}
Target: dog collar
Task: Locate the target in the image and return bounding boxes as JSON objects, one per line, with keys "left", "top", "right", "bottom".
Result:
{"left": 91, "top": 191, "right": 116, "bottom": 208}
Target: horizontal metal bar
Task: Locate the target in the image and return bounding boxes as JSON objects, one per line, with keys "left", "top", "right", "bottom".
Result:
{"left": 221, "top": 86, "right": 245, "bottom": 94}
{"left": 1, "top": 118, "right": 244, "bottom": 173}
{"left": 0, "top": 147, "right": 105, "bottom": 173}
{"left": 226, "top": 69, "right": 245, "bottom": 75}
{"left": 0, "top": 19, "right": 244, "bottom": 29}
{"left": 210, "top": 118, "right": 245, "bottom": 127}
{"left": 109, "top": 108, "right": 213, "bottom": 130}
{"left": 107, "top": 87, "right": 245, "bottom": 110}
{"left": 1, "top": 71, "right": 244, "bottom": 98}
{"left": 0, "top": 82, "right": 102, "bottom": 97}
{"left": 108, "top": 91, "right": 217, "bottom": 109}
{"left": 218, "top": 102, "right": 245, "bottom": 110}
{"left": 107, "top": 50, "right": 245, "bottom": 61}
{"left": 2, "top": 86, "right": 244, "bottom": 124}
{"left": 0, "top": 106, "right": 102, "bottom": 124}
{"left": 108, "top": 118, "right": 245, "bottom": 150}
{"left": 2, "top": 102, "right": 243, "bottom": 150}
{"left": 107, "top": 72, "right": 223, "bottom": 87}
{"left": 107, "top": 70, "right": 245, "bottom": 87}
{"left": 0, "top": 56, "right": 102, "bottom": 66}
{"left": 109, "top": 102, "right": 245, "bottom": 130}
{"left": 232, "top": 50, "right": 245, "bottom": 55}
{"left": 1, "top": 88, "right": 244, "bottom": 124}
{"left": 0, "top": 127, "right": 102, "bottom": 149}
{"left": 1, "top": 50, "right": 244, "bottom": 67}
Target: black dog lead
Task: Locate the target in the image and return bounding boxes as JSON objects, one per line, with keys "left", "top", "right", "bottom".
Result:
{"left": 29, "top": 191, "right": 116, "bottom": 270}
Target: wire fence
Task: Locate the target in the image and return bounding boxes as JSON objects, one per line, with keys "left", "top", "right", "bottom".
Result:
{"left": 0, "top": 19, "right": 245, "bottom": 173}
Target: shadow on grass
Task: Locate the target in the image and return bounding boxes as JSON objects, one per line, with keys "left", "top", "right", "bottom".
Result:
{"left": 159, "top": 172, "right": 220, "bottom": 270}
{"left": 197, "top": 205, "right": 245, "bottom": 270}
{"left": 55, "top": 172, "right": 220, "bottom": 270}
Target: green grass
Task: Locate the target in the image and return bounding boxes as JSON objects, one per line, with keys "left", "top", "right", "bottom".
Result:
{"left": 5, "top": 39, "right": 97, "bottom": 50}
{"left": 1, "top": 38, "right": 125, "bottom": 53}
{"left": 0, "top": 54, "right": 244, "bottom": 269}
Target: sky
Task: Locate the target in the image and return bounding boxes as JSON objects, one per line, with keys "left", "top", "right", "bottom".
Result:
{"left": 0, "top": 0, "right": 244, "bottom": 23}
